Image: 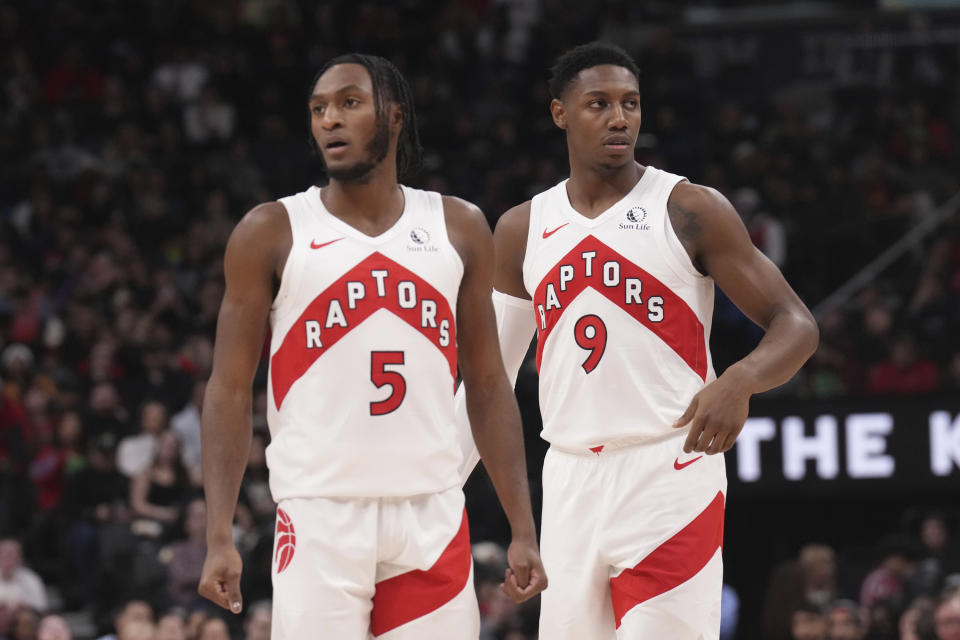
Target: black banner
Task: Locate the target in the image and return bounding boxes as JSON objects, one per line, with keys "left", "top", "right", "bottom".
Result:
{"left": 726, "top": 397, "right": 960, "bottom": 495}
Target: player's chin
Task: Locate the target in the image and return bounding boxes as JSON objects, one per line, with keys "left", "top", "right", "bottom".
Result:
{"left": 596, "top": 156, "right": 633, "bottom": 171}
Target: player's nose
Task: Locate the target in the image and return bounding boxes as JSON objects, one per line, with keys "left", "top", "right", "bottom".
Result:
{"left": 320, "top": 106, "right": 344, "bottom": 130}
{"left": 609, "top": 104, "right": 628, "bottom": 130}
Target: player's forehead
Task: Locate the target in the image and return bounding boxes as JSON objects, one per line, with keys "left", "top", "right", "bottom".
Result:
{"left": 311, "top": 63, "right": 374, "bottom": 99}
{"left": 566, "top": 64, "right": 639, "bottom": 99}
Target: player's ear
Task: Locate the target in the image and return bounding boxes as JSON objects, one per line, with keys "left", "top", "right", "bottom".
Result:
{"left": 389, "top": 103, "right": 403, "bottom": 135}
{"left": 550, "top": 99, "right": 566, "bottom": 130}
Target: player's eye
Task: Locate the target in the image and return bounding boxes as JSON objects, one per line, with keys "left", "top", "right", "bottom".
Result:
{"left": 589, "top": 100, "right": 606, "bottom": 108}
{"left": 624, "top": 99, "right": 638, "bottom": 109}
{"left": 312, "top": 105, "right": 325, "bottom": 115}
{"left": 345, "top": 97, "right": 359, "bottom": 107}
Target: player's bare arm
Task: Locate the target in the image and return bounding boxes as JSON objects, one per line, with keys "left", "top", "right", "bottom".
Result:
{"left": 492, "top": 201, "right": 532, "bottom": 299}
{"left": 443, "top": 195, "right": 547, "bottom": 603}
{"left": 198, "top": 202, "right": 291, "bottom": 614}
{"left": 669, "top": 182, "right": 819, "bottom": 454}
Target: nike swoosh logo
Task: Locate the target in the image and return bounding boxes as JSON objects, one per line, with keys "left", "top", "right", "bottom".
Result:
{"left": 310, "top": 237, "right": 343, "bottom": 250}
{"left": 674, "top": 456, "right": 703, "bottom": 470}
{"left": 542, "top": 223, "right": 569, "bottom": 239}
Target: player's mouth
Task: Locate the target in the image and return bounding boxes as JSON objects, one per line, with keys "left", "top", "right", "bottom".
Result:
{"left": 602, "top": 134, "right": 632, "bottom": 151}
{"left": 325, "top": 139, "right": 349, "bottom": 156}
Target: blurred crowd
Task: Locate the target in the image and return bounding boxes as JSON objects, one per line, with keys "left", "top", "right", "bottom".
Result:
{"left": 760, "top": 510, "right": 960, "bottom": 640}
{"left": 1, "top": 1, "right": 960, "bottom": 639}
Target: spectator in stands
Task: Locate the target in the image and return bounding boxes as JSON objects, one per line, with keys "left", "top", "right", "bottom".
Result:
{"left": 170, "top": 381, "right": 204, "bottom": 485}
{"left": 914, "top": 512, "right": 960, "bottom": 597}
{"left": 899, "top": 596, "right": 936, "bottom": 640}
{"left": 117, "top": 400, "right": 168, "bottom": 479}
{"left": 827, "top": 600, "right": 864, "bottom": 640}
{"left": 83, "top": 384, "right": 129, "bottom": 439}
{"left": 184, "top": 608, "right": 208, "bottom": 640}
{"left": 196, "top": 617, "right": 230, "bottom": 640}
{"left": 792, "top": 601, "right": 829, "bottom": 640}
{"left": 116, "top": 619, "right": 156, "bottom": 640}
{"left": 0, "top": 539, "right": 47, "bottom": 613}
{"left": 765, "top": 544, "right": 839, "bottom": 640}
{"left": 935, "top": 589, "right": 960, "bottom": 640}
{"left": 59, "top": 433, "right": 128, "bottom": 608}
{"left": 96, "top": 600, "right": 153, "bottom": 640}
{"left": 156, "top": 610, "right": 187, "bottom": 640}
{"left": 861, "top": 535, "right": 921, "bottom": 611}
{"left": 6, "top": 605, "right": 40, "bottom": 640}
{"left": 165, "top": 497, "right": 206, "bottom": 608}
{"left": 129, "top": 430, "right": 193, "bottom": 539}
{"left": 243, "top": 600, "right": 271, "bottom": 640}
{"left": 37, "top": 614, "right": 72, "bottom": 640}
{"left": 866, "top": 334, "right": 941, "bottom": 396}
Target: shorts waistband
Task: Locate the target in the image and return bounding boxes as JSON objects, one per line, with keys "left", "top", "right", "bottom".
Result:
{"left": 548, "top": 431, "right": 685, "bottom": 457}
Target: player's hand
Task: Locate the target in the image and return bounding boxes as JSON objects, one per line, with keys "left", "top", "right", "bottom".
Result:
{"left": 198, "top": 543, "right": 244, "bottom": 614}
{"left": 501, "top": 535, "right": 548, "bottom": 603}
{"left": 673, "top": 369, "right": 751, "bottom": 455}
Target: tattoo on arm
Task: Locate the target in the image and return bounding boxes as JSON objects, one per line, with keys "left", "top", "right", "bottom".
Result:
{"left": 667, "top": 199, "right": 707, "bottom": 275}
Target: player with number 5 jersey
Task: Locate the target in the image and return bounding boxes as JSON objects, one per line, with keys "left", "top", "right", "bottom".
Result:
{"left": 198, "top": 54, "right": 546, "bottom": 639}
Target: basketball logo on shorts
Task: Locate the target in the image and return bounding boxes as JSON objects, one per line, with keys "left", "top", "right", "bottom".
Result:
{"left": 274, "top": 508, "right": 296, "bottom": 573}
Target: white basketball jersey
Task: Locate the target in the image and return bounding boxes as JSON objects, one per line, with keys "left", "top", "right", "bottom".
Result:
{"left": 523, "top": 167, "right": 717, "bottom": 451}
{"left": 267, "top": 185, "right": 464, "bottom": 499}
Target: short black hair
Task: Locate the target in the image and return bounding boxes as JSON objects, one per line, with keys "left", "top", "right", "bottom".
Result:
{"left": 548, "top": 42, "right": 641, "bottom": 100}
{"left": 310, "top": 53, "right": 423, "bottom": 180}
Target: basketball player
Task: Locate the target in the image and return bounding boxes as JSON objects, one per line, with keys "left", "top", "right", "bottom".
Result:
{"left": 457, "top": 42, "right": 819, "bottom": 638}
{"left": 197, "top": 54, "right": 546, "bottom": 639}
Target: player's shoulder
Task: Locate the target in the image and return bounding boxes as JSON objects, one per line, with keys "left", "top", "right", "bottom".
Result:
{"left": 494, "top": 200, "right": 532, "bottom": 241}
{"left": 668, "top": 181, "right": 735, "bottom": 218}
{"left": 440, "top": 194, "right": 487, "bottom": 227}
{"left": 235, "top": 201, "right": 289, "bottom": 235}
{"left": 226, "top": 201, "right": 291, "bottom": 259}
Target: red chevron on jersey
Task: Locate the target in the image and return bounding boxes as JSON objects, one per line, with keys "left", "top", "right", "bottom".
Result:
{"left": 533, "top": 235, "right": 707, "bottom": 380}
{"left": 270, "top": 252, "right": 457, "bottom": 408}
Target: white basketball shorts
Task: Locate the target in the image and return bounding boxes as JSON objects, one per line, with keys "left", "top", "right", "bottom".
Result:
{"left": 539, "top": 434, "right": 727, "bottom": 639}
{"left": 270, "top": 485, "right": 479, "bottom": 639}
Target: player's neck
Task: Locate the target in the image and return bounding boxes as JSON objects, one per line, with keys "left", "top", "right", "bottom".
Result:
{"left": 321, "top": 166, "right": 405, "bottom": 232}
{"left": 566, "top": 160, "right": 644, "bottom": 218}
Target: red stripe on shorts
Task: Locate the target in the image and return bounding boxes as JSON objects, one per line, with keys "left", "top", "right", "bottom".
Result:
{"left": 609, "top": 491, "right": 725, "bottom": 628}
{"left": 370, "top": 509, "right": 472, "bottom": 636}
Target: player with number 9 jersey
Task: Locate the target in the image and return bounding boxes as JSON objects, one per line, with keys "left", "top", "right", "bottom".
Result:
{"left": 455, "top": 42, "right": 817, "bottom": 639}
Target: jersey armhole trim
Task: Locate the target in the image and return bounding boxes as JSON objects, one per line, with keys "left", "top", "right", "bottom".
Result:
{"left": 521, "top": 197, "right": 542, "bottom": 298}
{"left": 432, "top": 190, "right": 467, "bottom": 280}
{"left": 492, "top": 289, "right": 533, "bottom": 308}
{"left": 270, "top": 197, "right": 303, "bottom": 321}
{"left": 658, "top": 178, "right": 709, "bottom": 286}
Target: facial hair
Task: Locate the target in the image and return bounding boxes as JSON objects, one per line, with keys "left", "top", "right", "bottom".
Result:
{"left": 325, "top": 114, "right": 392, "bottom": 184}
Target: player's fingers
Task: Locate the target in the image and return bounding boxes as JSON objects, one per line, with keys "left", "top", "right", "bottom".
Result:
{"left": 683, "top": 415, "right": 704, "bottom": 453}
{"left": 693, "top": 422, "right": 719, "bottom": 453}
{"left": 707, "top": 429, "right": 730, "bottom": 455}
{"left": 672, "top": 396, "right": 698, "bottom": 429}
{"left": 198, "top": 577, "right": 230, "bottom": 612}
{"left": 225, "top": 577, "right": 243, "bottom": 614}
{"left": 500, "top": 569, "right": 525, "bottom": 603}
{"left": 718, "top": 431, "right": 737, "bottom": 453}
{"left": 517, "top": 567, "right": 548, "bottom": 599}
{"left": 512, "top": 558, "right": 531, "bottom": 588}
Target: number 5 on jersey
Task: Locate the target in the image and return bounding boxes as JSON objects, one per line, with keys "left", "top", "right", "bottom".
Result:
{"left": 574, "top": 315, "right": 607, "bottom": 373}
{"left": 370, "top": 351, "right": 406, "bottom": 415}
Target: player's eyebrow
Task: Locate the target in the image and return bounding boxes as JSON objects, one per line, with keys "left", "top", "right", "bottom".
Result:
{"left": 310, "top": 84, "right": 370, "bottom": 100}
{"left": 581, "top": 89, "right": 640, "bottom": 98}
